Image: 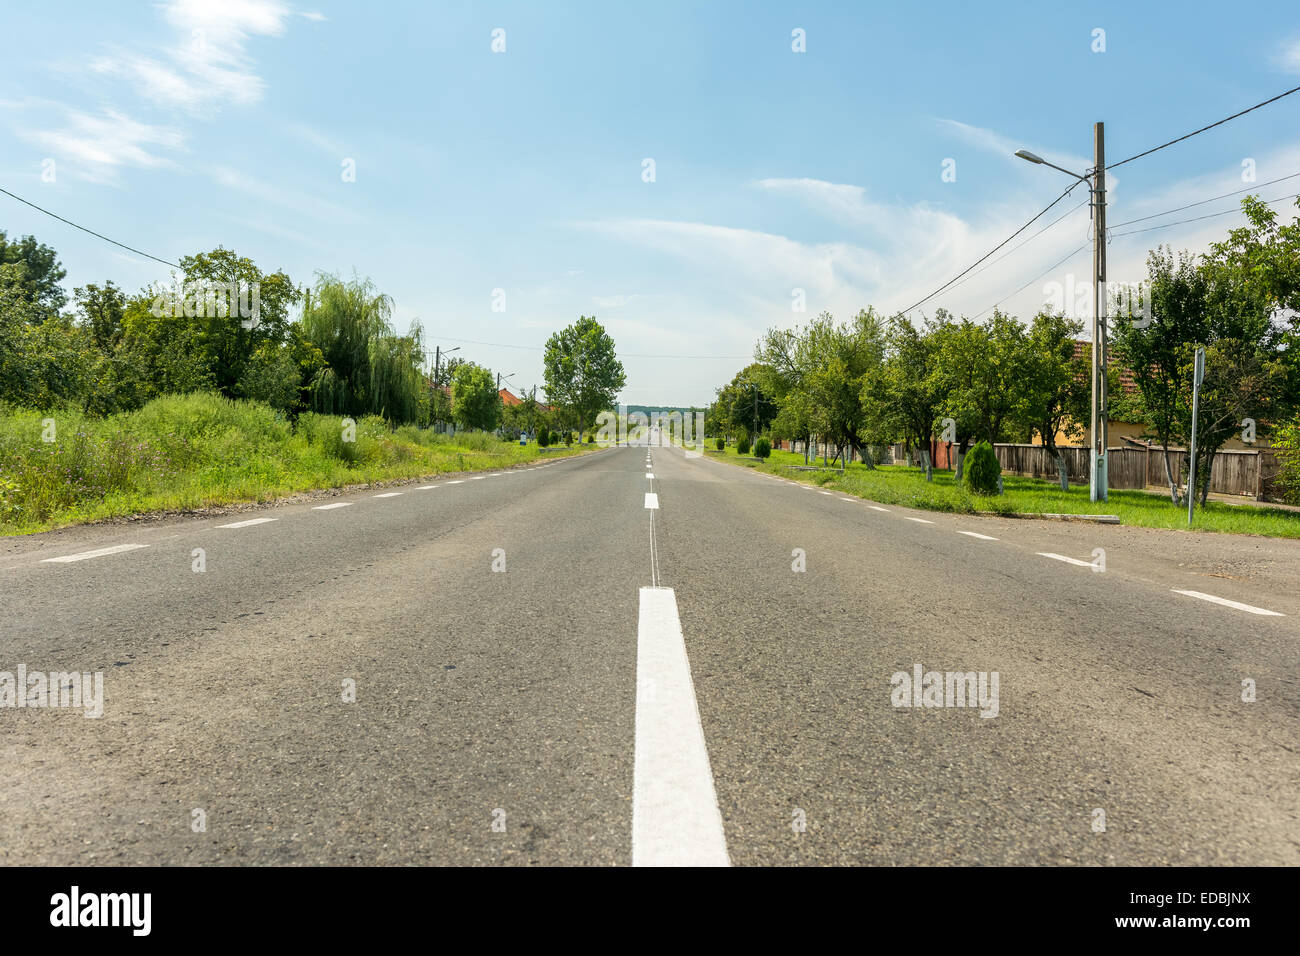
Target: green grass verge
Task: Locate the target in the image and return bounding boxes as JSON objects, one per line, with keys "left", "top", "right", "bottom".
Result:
{"left": 0, "top": 393, "right": 596, "bottom": 536}
{"left": 707, "top": 442, "right": 1300, "bottom": 539}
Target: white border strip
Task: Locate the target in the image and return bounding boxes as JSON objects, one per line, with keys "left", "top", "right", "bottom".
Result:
{"left": 41, "top": 543, "right": 148, "bottom": 563}
{"left": 1171, "top": 589, "right": 1284, "bottom": 616}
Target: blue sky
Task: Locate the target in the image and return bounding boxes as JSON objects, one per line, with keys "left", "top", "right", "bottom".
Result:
{"left": 3, "top": 1, "right": 1299, "bottom": 406}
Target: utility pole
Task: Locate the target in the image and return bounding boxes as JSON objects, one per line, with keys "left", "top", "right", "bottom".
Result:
{"left": 1091, "top": 121, "right": 1109, "bottom": 503}
{"left": 1187, "top": 347, "right": 1205, "bottom": 524}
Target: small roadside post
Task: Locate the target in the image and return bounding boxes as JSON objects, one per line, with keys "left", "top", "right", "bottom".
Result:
{"left": 1187, "top": 347, "right": 1205, "bottom": 525}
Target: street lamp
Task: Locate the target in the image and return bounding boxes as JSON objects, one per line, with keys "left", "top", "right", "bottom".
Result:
{"left": 1015, "top": 126, "right": 1109, "bottom": 503}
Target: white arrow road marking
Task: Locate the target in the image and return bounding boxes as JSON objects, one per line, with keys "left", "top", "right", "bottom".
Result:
{"left": 903, "top": 516, "right": 934, "bottom": 524}
{"left": 645, "top": 493, "right": 659, "bottom": 509}
{"left": 372, "top": 492, "right": 403, "bottom": 498}
{"left": 216, "top": 517, "right": 278, "bottom": 528}
{"left": 42, "top": 543, "right": 149, "bottom": 563}
{"left": 957, "top": 531, "right": 998, "bottom": 540}
{"left": 312, "top": 502, "right": 352, "bottom": 510}
{"left": 1038, "top": 552, "right": 1094, "bottom": 567}
{"left": 1171, "top": 589, "right": 1284, "bottom": 616}
{"left": 633, "top": 586, "right": 729, "bottom": 867}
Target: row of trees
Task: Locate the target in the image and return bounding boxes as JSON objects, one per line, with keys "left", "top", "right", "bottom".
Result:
{"left": 0, "top": 231, "right": 627, "bottom": 443}
{"left": 707, "top": 197, "right": 1300, "bottom": 502}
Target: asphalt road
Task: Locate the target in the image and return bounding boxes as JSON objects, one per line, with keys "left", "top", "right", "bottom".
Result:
{"left": 1, "top": 444, "right": 1296, "bottom": 865}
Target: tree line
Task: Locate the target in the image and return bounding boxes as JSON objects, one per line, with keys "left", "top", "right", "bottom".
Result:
{"left": 707, "top": 197, "right": 1300, "bottom": 503}
{"left": 0, "top": 233, "right": 626, "bottom": 443}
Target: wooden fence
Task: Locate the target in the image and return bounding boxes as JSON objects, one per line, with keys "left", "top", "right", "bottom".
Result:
{"left": 991, "top": 443, "right": 1280, "bottom": 499}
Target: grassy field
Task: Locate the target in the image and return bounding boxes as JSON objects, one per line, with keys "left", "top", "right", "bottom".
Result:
{"left": 0, "top": 393, "right": 595, "bottom": 536}
{"left": 706, "top": 443, "right": 1300, "bottom": 539}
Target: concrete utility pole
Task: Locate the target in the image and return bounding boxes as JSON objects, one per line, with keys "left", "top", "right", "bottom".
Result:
{"left": 1015, "top": 122, "right": 1110, "bottom": 502}
{"left": 1187, "top": 347, "right": 1205, "bottom": 524}
{"left": 1091, "top": 122, "right": 1109, "bottom": 503}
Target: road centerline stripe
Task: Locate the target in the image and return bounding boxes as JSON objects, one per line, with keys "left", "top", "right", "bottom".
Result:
{"left": 633, "top": 586, "right": 730, "bottom": 867}
{"left": 41, "top": 543, "right": 149, "bottom": 563}
{"left": 1171, "top": 589, "right": 1284, "bottom": 616}
{"left": 645, "top": 492, "right": 659, "bottom": 509}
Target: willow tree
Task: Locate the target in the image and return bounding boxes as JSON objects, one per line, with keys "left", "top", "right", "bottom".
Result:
{"left": 301, "top": 275, "right": 427, "bottom": 424}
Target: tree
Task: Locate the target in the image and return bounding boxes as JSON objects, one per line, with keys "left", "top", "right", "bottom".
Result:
{"left": 862, "top": 314, "right": 944, "bottom": 478}
{"left": 0, "top": 231, "right": 66, "bottom": 316}
{"left": 711, "top": 364, "right": 777, "bottom": 442}
{"left": 1018, "top": 311, "right": 1088, "bottom": 489}
{"left": 74, "top": 282, "right": 126, "bottom": 353}
{"left": 301, "top": 275, "right": 427, "bottom": 424}
{"left": 543, "top": 316, "right": 626, "bottom": 439}
{"left": 451, "top": 362, "right": 501, "bottom": 431}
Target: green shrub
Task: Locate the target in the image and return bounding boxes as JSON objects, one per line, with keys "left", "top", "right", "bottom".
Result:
{"left": 537, "top": 428, "right": 550, "bottom": 447}
{"left": 963, "top": 440, "right": 1001, "bottom": 495}
{"left": 715, "top": 436, "right": 725, "bottom": 451}
{"left": 754, "top": 437, "right": 771, "bottom": 459}
{"left": 549, "top": 430, "right": 559, "bottom": 446}
{"left": 737, "top": 435, "right": 751, "bottom": 455}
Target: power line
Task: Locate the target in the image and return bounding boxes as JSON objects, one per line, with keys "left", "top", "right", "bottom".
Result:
{"left": 941, "top": 197, "right": 1090, "bottom": 296}
{"left": 1105, "top": 84, "right": 1300, "bottom": 171}
{"left": 974, "top": 243, "right": 1089, "bottom": 321}
{"left": 1109, "top": 190, "right": 1300, "bottom": 239}
{"left": 0, "top": 185, "right": 180, "bottom": 268}
{"left": 897, "top": 181, "right": 1085, "bottom": 316}
{"left": 426, "top": 334, "right": 749, "bottom": 360}
{"left": 1109, "top": 171, "right": 1300, "bottom": 229}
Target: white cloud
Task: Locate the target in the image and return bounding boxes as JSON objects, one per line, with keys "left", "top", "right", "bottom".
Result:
{"left": 17, "top": 108, "right": 184, "bottom": 182}
{"left": 92, "top": 0, "right": 291, "bottom": 113}
{"left": 1277, "top": 38, "right": 1300, "bottom": 74}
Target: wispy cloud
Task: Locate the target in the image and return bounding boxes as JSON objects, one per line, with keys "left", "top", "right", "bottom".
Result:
{"left": 16, "top": 108, "right": 184, "bottom": 183}
{"left": 91, "top": 0, "right": 291, "bottom": 114}
{"left": 1277, "top": 38, "right": 1300, "bottom": 74}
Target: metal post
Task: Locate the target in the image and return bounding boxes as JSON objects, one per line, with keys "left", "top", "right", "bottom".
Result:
{"left": 1187, "top": 347, "right": 1205, "bottom": 524}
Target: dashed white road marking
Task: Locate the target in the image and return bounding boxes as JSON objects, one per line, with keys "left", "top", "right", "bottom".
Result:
{"left": 312, "top": 502, "right": 352, "bottom": 510}
{"left": 469, "top": 476, "right": 487, "bottom": 481}
{"left": 417, "top": 485, "right": 437, "bottom": 490}
{"left": 372, "top": 492, "right": 403, "bottom": 498}
{"left": 445, "top": 480, "right": 465, "bottom": 484}
{"left": 647, "top": 473, "right": 655, "bottom": 480}
{"left": 903, "top": 516, "right": 934, "bottom": 524}
{"left": 1171, "top": 589, "right": 1284, "bottom": 616}
{"left": 868, "top": 505, "right": 889, "bottom": 512}
{"left": 633, "top": 586, "right": 729, "bottom": 867}
{"left": 839, "top": 497, "right": 855, "bottom": 502}
{"left": 645, "top": 493, "right": 660, "bottom": 510}
{"left": 216, "top": 517, "right": 278, "bottom": 528}
{"left": 1038, "top": 552, "right": 1094, "bottom": 567}
{"left": 41, "top": 543, "right": 149, "bottom": 564}
{"left": 819, "top": 491, "right": 832, "bottom": 496}
{"left": 957, "top": 531, "right": 998, "bottom": 540}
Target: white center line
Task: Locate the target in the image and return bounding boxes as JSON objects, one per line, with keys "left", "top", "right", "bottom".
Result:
{"left": 312, "top": 502, "right": 352, "bottom": 510}
{"left": 372, "top": 492, "right": 403, "bottom": 498}
{"left": 645, "top": 493, "right": 660, "bottom": 510}
{"left": 957, "top": 531, "right": 998, "bottom": 540}
{"left": 647, "top": 473, "right": 655, "bottom": 480}
{"left": 217, "top": 517, "right": 278, "bottom": 528}
{"left": 1171, "top": 589, "right": 1284, "bottom": 616}
{"left": 869, "top": 505, "right": 889, "bottom": 512}
{"left": 41, "top": 543, "right": 149, "bottom": 564}
{"left": 633, "top": 586, "right": 730, "bottom": 867}
{"left": 903, "top": 516, "right": 934, "bottom": 524}
{"left": 1037, "top": 552, "right": 1094, "bottom": 567}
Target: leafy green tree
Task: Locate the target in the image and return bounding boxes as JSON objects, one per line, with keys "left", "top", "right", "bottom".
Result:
{"left": 301, "top": 275, "right": 426, "bottom": 424}
{"left": 451, "top": 362, "right": 501, "bottom": 431}
{"left": 1018, "top": 311, "right": 1088, "bottom": 489}
{"left": 862, "top": 313, "right": 944, "bottom": 477}
{"left": 0, "top": 231, "right": 66, "bottom": 316}
{"left": 543, "top": 316, "right": 626, "bottom": 439}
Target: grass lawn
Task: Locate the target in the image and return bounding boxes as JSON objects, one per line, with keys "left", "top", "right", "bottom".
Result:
{"left": 0, "top": 393, "right": 598, "bottom": 536}
{"left": 705, "top": 443, "right": 1300, "bottom": 539}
